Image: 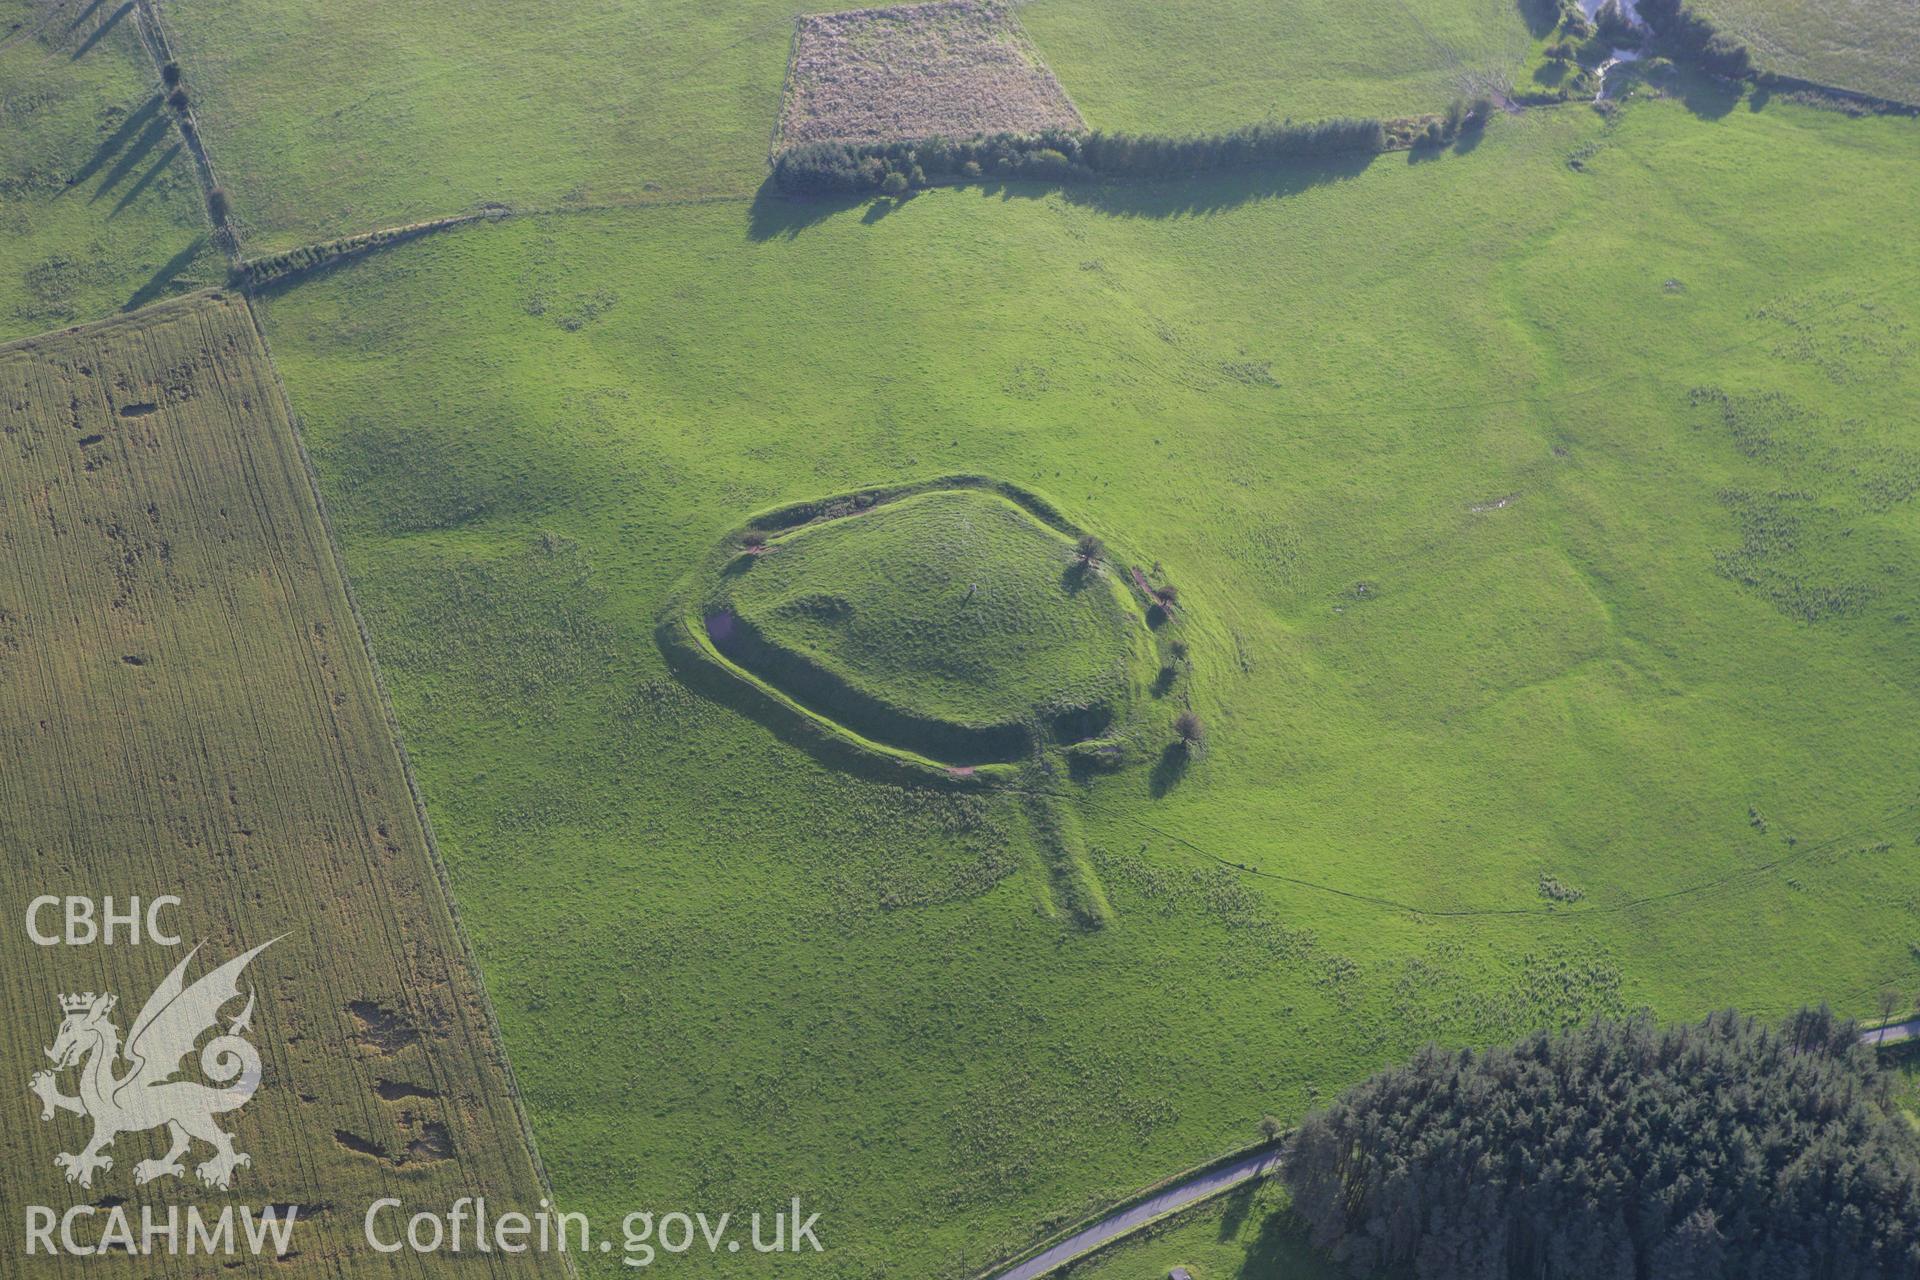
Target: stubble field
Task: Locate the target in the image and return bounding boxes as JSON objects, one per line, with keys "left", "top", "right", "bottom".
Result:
{"left": 0, "top": 293, "right": 554, "bottom": 1277}
{"left": 777, "top": 2, "right": 1084, "bottom": 147}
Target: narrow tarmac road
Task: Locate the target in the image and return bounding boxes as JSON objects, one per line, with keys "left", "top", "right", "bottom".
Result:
{"left": 1864, "top": 1018, "right": 1920, "bottom": 1046}
{"left": 989, "top": 1148, "right": 1284, "bottom": 1280}
{"left": 989, "top": 1019, "right": 1915, "bottom": 1279}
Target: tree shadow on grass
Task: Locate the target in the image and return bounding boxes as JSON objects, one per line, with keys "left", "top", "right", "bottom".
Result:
{"left": 1149, "top": 741, "right": 1189, "bottom": 798}
{"left": 108, "top": 143, "right": 180, "bottom": 218}
{"left": 123, "top": 236, "right": 206, "bottom": 312}
{"left": 745, "top": 151, "right": 1378, "bottom": 240}
{"left": 1673, "top": 67, "right": 1744, "bottom": 119}
{"left": 1516, "top": 0, "right": 1562, "bottom": 39}
{"left": 67, "top": 94, "right": 161, "bottom": 190}
{"left": 251, "top": 244, "right": 411, "bottom": 300}
{"left": 746, "top": 180, "right": 866, "bottom": 241}
{"left": 1060, "top": 561, "right": 1098, "bottom": 595}
{"left": 1534, "top": 59, "right": 1572, "bottom": 89}
{"left": 1239, "top": 1207, "right": 1332, "bottom": 1278}
{"left": 1216, "top": 1181, "right": 1259, "bottom": 1243}
{"left": 70, "top": 0, "right": 132, "bottom": 59}
{"left": 1055, "top": 152, "right": 1378, "bottom": 219}
{"left": 89, "top": 115, "right": 173, "bottom": 203}
{"left": 66, "top": 0, "right": 108, "bottom": 32}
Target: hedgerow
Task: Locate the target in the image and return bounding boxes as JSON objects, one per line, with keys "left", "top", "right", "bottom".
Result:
{"left": 772, "top": 117, "right": 1393, "bottom": 195}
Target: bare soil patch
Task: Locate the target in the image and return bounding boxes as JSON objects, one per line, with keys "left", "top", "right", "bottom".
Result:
{"left": 346, "top": 998, "right": 421, "bottom": 1054}
{"left": 778, "top": 1, "right": 1084, "bottom": 148}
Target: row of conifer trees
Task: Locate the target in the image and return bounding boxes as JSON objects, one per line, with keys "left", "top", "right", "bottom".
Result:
{"left": 772, "top": 117, "right": 1392, "bottom": 195}
{"left": 1282, "top": 1007, "right": 1920, "bottom": 1279}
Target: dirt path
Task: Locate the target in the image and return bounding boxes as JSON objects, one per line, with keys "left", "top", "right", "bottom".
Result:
{"left": 986, "top": 1148, "right": 1284, "bottom": 1280}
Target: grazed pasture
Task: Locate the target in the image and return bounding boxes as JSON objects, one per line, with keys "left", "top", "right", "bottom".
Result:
{"left": 777, "top": 1, "right": 1083, "bottom": 147}
{"left": 4, "top": 0, "right": 1918, "bottom": 1272}
{"left": 259, "top": 94, "right": 1920, "bottom": 1277}
{"left": 0, "top": 0, "right": 218, "bottom": 338}
{"left": 0, "top": 293, "right": 555, "bottom": 1277}
{"left": 1695, "top": 0, "right": 1920, "bottom": 104}
{"left": 1022, "top": 0, "right": 1536, "bottom": 133}
{"left": 147, "top": 0, "right": 1542, "bottom": 250}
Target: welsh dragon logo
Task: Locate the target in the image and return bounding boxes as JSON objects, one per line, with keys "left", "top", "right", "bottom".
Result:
{"left": 28, "top": 939, "right": 278, "bottom": 1191}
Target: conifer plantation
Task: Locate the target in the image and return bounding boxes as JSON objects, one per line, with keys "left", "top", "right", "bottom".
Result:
{"left": 1285, "top": 1010, "right": 1920, "bottom": 1279}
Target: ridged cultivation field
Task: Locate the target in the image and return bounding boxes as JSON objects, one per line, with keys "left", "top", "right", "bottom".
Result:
{"left": 0, "top": 293, "right": 553, "bottom": 1277}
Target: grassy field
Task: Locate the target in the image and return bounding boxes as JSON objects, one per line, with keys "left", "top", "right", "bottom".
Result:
{"left": 718, "top": 486, "right": 1145, "bottom": 733}
{"left": 150, "top": 0, "right": 805, "bottom": 250}
{"left": 0, "top": 293, "right": 554, "bottom": 1276}
{"left": 0, "top": 0, "right": 220, "bottom": 339}
{"left": 252, "top": 82, "right": 1920, "bottom": 1276}
{"left": 150, "top": 0, "right": 1541, "bottom": 252}
{"left": 1019, "top": 0, "right": 1536, "bottom": 133}
{"left": 1695, "top": 0, "right": 1920, "bottom": 104}
{"left": 1058, "top": 1182, "right": 1341, "bottom": 1280}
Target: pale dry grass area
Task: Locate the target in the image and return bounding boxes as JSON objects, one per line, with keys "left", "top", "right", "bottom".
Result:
{"left": 777, "top": 0, "right": 1085, "bottom": 147}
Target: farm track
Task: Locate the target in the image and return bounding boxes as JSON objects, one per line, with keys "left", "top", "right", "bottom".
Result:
{"left": 1105, "top": 799, "right": 1920, "bottom": 922}
{"left": 966, "top": 757, "right": 1917, "bottom": 931}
